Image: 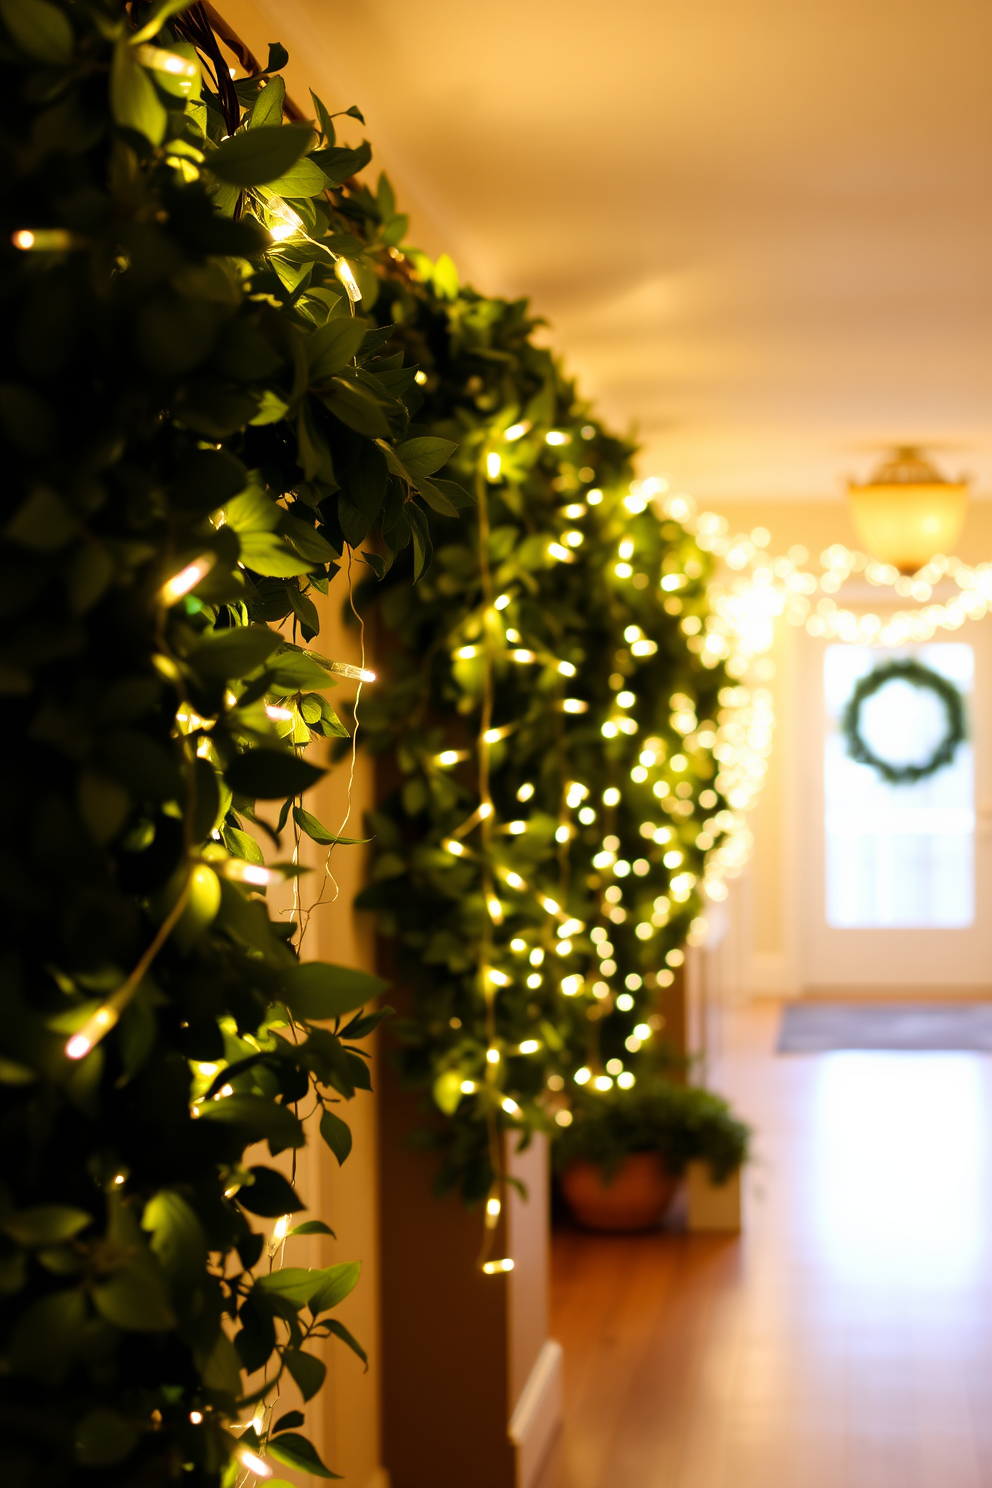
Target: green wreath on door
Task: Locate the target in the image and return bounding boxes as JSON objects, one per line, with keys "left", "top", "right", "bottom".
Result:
{"left": 841, "top": 658, "right": 966, "bottom": 785}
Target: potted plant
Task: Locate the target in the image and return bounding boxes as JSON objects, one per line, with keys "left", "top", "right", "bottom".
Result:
{"left": 553, "top": 1078, "right": 751, "bottom": 1231}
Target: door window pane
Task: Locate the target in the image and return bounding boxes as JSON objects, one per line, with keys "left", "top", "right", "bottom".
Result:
{"left": 824, "top": 643, "right": 974, "bottom": 928}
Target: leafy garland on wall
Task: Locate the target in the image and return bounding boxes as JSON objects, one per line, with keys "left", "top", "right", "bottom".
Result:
{"left": 357, "top": 263, "right": 765, "bottom": 1221}
{"left": 0, "top": 4, "right": 465, "bottom": 1483}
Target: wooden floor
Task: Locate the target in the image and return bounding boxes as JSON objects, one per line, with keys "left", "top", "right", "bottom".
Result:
{"left": 538, "top": 1001, "right": 992, "bottom": 1488}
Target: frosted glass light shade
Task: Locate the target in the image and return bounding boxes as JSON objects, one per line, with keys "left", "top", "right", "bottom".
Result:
{"left": 848, "top": 448, "right": 968, "bottom": 574}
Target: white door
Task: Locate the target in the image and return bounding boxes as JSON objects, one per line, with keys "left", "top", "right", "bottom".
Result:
{"left": 797, "top": 619, "right": 992, "bottom": 992}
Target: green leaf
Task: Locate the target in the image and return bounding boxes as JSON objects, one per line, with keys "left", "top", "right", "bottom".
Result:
{"left": 248, "top": 75, "right": 285, "bottom": 129}
{"left": 280, "top": 962, "right": 387, "bottom": 1022}
{"left": 78, "top": 770, "right": 130, "bottom": 846}
{"left": 198, "top": 1330, "right": 243, "bottom": 1396}
{"left": 130, "top": 0, "right": 194, "bottom": 43}
{"left": 226, "top": 748, "right": 325, "bottom": 800}
{"left": 171, "top": 449, "right": 248, "bottom": 513}
{"left": 209, "top": 124, "right": 313, "bottom": 187}
{"left": 111, "top": 41, "right": 167, "bottom": 145}
{"left": 267, "top": 1433, "right": 341, "bottom": 1479}
{"left": 273, "top": 1410, "right": 305, "bottom": 1433}
{"left": 141, "top": 1191, "right": 206, "bottom": 1285}
{"left": 433, "top": 1069, "right": 464, "bottom": 1116}
{"left": 308, "top": 317, "right": 368, "bottom": 383}
{"left": 0, "top": 0, "right": 73, "bottom": 63}
{"left": 292, "top": 806, "right": 366, "bottom": 846}
{"left": 319, "top": 1107, "right": 352, "bottom": 1165}
{"left": 284, "top": 1347, "right": 326, "bottom": 1401}
{"left": 322, "top": 377, "right": 392, "bottom": 438}
{"left": 193, "top": 624, "right": 282, "bottom": 678}
{"left": 6, "top": 487, "right": 74, "bottom": 551}
{"left": 323, "top": 1317, "right": 368, "bottom": 1370}
{"left": 238, "top": 532, "right": 315, "bottom": 577}
{"left": 74, "top": 1408, "right": 139, "bottom": 1468}
{"left": 254, "top": 1266, "right": 318, "bottom": 1305}
{"left": 9, "top": 1289, "right": 88, "bottom": 1379}
{"left": 397, "top": 436, "right": 458, "bottom": 481}
{"left": 286, "top": 1219, "right": 336, "bottom": 1238}
{"left": 93, "top": 1269, "right": 175, "bottom": 1332}
{"left": 308, "top": 1260, "right": 360, "bottom": 1314}
{"left": 261, "top": 158, "right": 331, "bottom": 198}
{"left": 1, "top": 1205, "right": 92, "bottom": 1247}
{"left": 197, "top": 1094, "right": 305, "bottom": 1151}
{"left": 237, "top": 1166, "right": 305, "bottom": 1217}
{"left": 268, "top": 651, "right": 334, "bottom": 691}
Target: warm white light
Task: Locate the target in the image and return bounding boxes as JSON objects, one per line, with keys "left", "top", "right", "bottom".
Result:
{"left": 436, "top": 749, "right": 467, "bottom": 766}
{"left": 561, "top": 698, "right": 587, "bottom": 714}
{"left": 264, "top": 704, "right": 293, "bottom": 721}
{"left": 617, "top": 1071, "right": 635, "bottom": 1089}
{"left": 502, "top": 1097, "right": 520, "bottom": 1115}
{"left": 487, "top": 968, "right": 510, "bottom": 986}
{"left": 486, "top": 1047, "right": 501, "bottom": 1064}
{"left": 238, "top": 1448, "right": 272, "bottom": 1478}
{"left": 158, "top": 553, "right": 216, "bottom": 606}
{"left": 494, "top": 593, "right": 511, "bottom": 610}
{"left": 634, "top": 1023, "right": 651, "bottom": 1040}
{"left": 482, "top": 1258, "right": 515, "bottom": 1273}
{"left": 505, "top": 422, "right": 528, "bottom": 440}
{"left": 486, "top": 897, "right": 504, "bottom": 923}
{"left": 548, "top": 543, "right": 572, "bottom": 563}
{"left": 555, "top": 1108, "right": 574, "bottom": 1126}
{"left": 486, "top": 452, "right": 502, "bottom": 480}
{"left": 539, "top": 895, "right": 560, "bottom": 915}
{"left": 442, "top": 838, "right": 465, "bottom": 856}
{"left": 460, "top": 1079, "right": 477, "bottom": 1093}
{"left": 593, "top": 1075, "right": 613, "bottom": 1091}
{"left": 616, "top": 993, "right": 634, "bottom": 1012}
{"left": 487, "top": 1196, "right": 502, "bottom": 1218}
{"left": 519, "top": 1039, "right": 540, "bottom": 1054}
{"left": 189, "top": 1411, "right": 203, "bottom": 1424}
{"left": 574, "top": 1066, "right": 591, "bottom": 1084}
{"left": 557, "top": 660, "right": 576, "bottom": 677}
{"left": 513, "top": 648, "right": 535, "bottom": 663}
{"left": 561, "top": 975, "right": 583, "bottom": 995}
{"left": 546, "top": 430, "right": 569, "bottom": 445}
{"left": 455, "top": 645, "right": 478, "bottom": 659}
{"left": 225, "top": 861, "right": 278, "bottom": 887}
{"left": 335, "top": 258, "right": 362, "bottom": 302}
{"left": 603, "top": 787, "right": 620, "bottom": 806}
{"left": 66, "top": 1005, "right": 119, "bottom": 1061}
{"left": 587, "top": 488, "right": 603, "bottom": 504}
{"left": 508, "top": 820, "right": 526, "bottom": 834}
{"left": 516, "top": 782, "right": 534, "bottom": 802}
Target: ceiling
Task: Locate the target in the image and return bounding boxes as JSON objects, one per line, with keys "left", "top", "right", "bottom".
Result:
{"left": 228, "top": 0, "right": 992, "bottom": 504}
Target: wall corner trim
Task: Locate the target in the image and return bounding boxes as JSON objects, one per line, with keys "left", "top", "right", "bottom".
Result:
{"left": 509, "top": 1338, "right": 563, "bottom": 1488}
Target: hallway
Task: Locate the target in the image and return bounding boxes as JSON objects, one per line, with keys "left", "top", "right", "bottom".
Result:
{"left": 540, "top": 1003, "right": 992, "bottom": 1488}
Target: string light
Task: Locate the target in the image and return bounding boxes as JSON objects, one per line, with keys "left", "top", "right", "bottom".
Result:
{"left": 482, "top": 1258, "right": 514, "bottom": 1273}
{"left": 158, "top": 553, "right": 216, "bottom": 606}
{"left": 238, "top": 1447, "right": 272, "bottom": 1478}
{"left": 334, "top": 259, "right": 362, "bottom": 302}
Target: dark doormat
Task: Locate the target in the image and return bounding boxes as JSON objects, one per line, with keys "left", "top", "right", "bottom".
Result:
{"left": 778, "top": 1001, "right": 992, "bottom": 1053}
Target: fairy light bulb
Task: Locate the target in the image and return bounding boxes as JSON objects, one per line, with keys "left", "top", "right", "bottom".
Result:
{"left": 158, "top": 553, "right": 216, "bottom": 605}
{"left": 486, "top": 452, "right": 502, "bottom": 480}
{"left": 335, "top": 258, "right": 362, "bottom": 302}
{"left": 66, "top": 1004, "right": 119, "bottom": 1060}
{"left": 239, "top": 1447, "right": 272, "bottom": 1478}
{"left": 482, "top": 1258, "right": 514, "bottom": 1273}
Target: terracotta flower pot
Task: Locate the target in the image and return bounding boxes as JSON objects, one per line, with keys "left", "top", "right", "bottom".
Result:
{"left": 559, "top": 1151, "right": 679, "bottom": 1232}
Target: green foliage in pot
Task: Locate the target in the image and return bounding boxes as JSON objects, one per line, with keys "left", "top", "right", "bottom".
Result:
{"left": 356, "top": 257, "right": 756, "bottom": 1207}
{"left": 0, "top": 3, "right": 463, "bottom": 1483}
{"left": 553, "top": 1078, "right": 751, "bottom": 1185}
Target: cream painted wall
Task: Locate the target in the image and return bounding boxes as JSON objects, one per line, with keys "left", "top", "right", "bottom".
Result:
{"left": 711, "top": 499, "right": 992, "bottom": 995}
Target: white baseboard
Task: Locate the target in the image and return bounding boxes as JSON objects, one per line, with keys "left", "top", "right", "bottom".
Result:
{"left": 509, "top": 1339, "right": 563, "bottom": 1488}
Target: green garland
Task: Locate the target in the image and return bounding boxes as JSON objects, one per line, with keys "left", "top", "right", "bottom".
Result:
{"left": 841, "top": 658, "right": 965, "bottom": 785}
{"left": 358, "top": 261, "right": 747, "bottom": 1208}
{"left": 0, "top": 5, "right": 465, "bottom": 1482}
